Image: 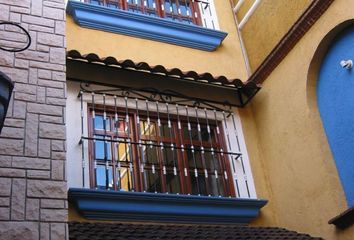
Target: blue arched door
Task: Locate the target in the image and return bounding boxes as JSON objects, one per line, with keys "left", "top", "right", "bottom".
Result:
{"left": 318, "top": 25, "right": 354, "bottom": 207}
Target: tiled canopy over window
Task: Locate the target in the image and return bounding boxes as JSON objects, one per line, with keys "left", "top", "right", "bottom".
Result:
{"left": 66, "top": 52, "right": 265, "bottom": 224}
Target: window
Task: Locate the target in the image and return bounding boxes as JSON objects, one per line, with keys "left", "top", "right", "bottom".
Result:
{"left": 88, "top": 103, "right": 236, "bottom": 197}
{"left": 84, "top": 0, "right": 203, "bottom": 26}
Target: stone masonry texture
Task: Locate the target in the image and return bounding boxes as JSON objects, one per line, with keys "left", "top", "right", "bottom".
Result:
{"left": 0, "top": 0, "right": 67, "bottom": 239}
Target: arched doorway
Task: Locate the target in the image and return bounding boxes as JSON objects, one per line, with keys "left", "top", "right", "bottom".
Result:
{"left": 317, "top": 24, "right": 354, "bottom": 207}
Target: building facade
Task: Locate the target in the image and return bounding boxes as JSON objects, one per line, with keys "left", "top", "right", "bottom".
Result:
{"left": 0, "top": 0, "right": 354, "bottom": 239}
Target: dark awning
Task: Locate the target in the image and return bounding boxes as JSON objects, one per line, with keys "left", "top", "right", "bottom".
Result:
{"left": 66, "top": 50, "right": 261, "bottom": 108}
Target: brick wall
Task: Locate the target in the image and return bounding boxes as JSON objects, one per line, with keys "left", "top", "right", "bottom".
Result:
{"left": 0, "top": 0, "right": 67, "bottom": 239}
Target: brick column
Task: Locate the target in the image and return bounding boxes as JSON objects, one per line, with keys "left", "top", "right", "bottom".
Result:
{"left": 0, "top": 0, "right": 67, "bottom": 239}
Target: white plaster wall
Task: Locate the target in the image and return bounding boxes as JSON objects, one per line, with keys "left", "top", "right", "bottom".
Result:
{"left": 66, "top": 82, "right": 90, "bottom": 189}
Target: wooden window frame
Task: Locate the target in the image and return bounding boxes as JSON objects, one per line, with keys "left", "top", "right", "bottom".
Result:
{"left": 84, "top": 0, "right": 202, "bottom": 26}
{"left": 88, "top": 105, "right": 236, "bottom": 197}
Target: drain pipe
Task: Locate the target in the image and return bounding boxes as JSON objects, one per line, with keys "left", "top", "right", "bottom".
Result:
{"left": 231, "top": 0, "right": 262, "bottom": 76}
{"left": 238, "top": 0, "right": 261, "bottom": 30}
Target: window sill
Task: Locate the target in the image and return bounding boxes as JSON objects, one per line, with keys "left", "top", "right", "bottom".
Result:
{"left": 68, "top": 188, "right": 267, "bottom": 224}
{"left": 328, "top": 206, "right": 354, "bottom": 229}
{"left": 66, "top": 0, "right": 227, "bottom": 51}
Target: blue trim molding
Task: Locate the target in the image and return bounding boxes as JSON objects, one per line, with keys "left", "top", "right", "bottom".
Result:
{"left": 69, "top": 188, "right": 267, "bottom": 224}
{"left": 66, "top": 1, "right": 227, "bottom": 51}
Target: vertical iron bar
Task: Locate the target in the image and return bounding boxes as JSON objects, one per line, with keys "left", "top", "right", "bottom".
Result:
{"left": 152, "top": 0, "right": 156, "bottom": 15}
{"left": 145, "top": 100, "right": 157, "bottom": 193}
{"left": 92, "top": 93, "right": 97, "bottom": 188}
{"left": 156, "top": 102, "right": 167, "bottom": 193}
{"left": 230, "top": 112, "right": 241, "bottom": 151}
{"left": 114, "top": 96, "right": 121, "bottom": 190}
{"left": 184, "top": 0, "right": 190, "bottom": 18}
{"left": 222, "top": 111, "right": 241, "bottom": 197}
{"left": 136, "top": 98, "right": 147, "bottom": 192}
{"left": 166, "top": 103, "right": 177, "bottom": 193}
{"left": 204, "top": 108, "right": 220, "bottom": 196}
{"left": 176, "top": 104, "right": 188, "bottom": 194}
{"left": 103, "top": 94, "right": 109, "bottom": 190}
{"left": 186, "top": 106, "right": 200, "bottom": 195}
{"left": 213, "top": 110, "right": 224, "bottom": 196}
{"left": 124, "top": 97, "right": 134, "bottom": 191}
{"left": 80, "top": 91, "right": 85, "bottom": 188}
{"left": 167, "top": 0, "right": 173, "bottom": 16}
{"left": 166, "top": 103, "right": 177, "bottom": 177}
{"left": 176, "top": 0, "right": 181, "bottom": 20}
{"left": 195, "top": 107, "right": 208, "bottom": 195}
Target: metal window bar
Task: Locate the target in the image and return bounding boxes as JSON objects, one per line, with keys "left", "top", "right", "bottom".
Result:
{"left": 78, "top": 84, "right": 246, "bottom": 198}
{"left": 114, "top": 96, "right": 122, "bottom": 190}
{"left": 80, "top": 0, "right": 216, "bottom": 28}
{"left": 79, "top": 91, "right": 85, "bottom": 188}
{"left": 204, "top": 108, "right": 221, "bottom": 196}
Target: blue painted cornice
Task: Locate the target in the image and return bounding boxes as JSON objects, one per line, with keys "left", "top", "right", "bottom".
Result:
{"left": 68, "top": 188, "right": 267, "bottom": 224}
{"left": 66, "top": 0, "right": 227, "bottom": 51}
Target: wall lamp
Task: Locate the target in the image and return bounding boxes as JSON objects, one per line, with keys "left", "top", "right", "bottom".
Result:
{"left": 0, "top": 72, "right": 14, "bottom": 134}
{"left": 0, "top": 21, "right": 31, "bottom": 133}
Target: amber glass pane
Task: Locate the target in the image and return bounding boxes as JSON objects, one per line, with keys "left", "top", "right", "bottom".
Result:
{"left": 118, "top": 167, "right": 133, "bottom": 191}
{"left": 116, "top": 141, "right": 131, "bottom": 162}
{"left": 140, "top": 120, "right": 157, "bottom": 137}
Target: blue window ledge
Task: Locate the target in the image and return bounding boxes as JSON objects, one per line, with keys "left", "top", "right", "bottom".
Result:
{"left": 68, "top": 188, "right": 267, "bottom": 224}
{"left": 66, "top": 0, "right": 228, "bottom": 51}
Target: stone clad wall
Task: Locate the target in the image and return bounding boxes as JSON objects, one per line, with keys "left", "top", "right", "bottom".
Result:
{"left": 0, "top": 0, "right": 67, "bottom": 239}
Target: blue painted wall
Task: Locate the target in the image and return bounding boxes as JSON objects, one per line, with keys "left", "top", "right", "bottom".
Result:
{"left": 318, "top": 25, "right": 354, "bottom": 207}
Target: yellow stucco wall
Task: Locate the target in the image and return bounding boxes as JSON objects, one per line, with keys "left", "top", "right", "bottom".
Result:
{"left": 240, "top": 0, "right": 312, "bottom": 72}
{"left": 247, "top": 0, "right": 354, "bottom": 238}
{"left": 66, "top": 1, "right": 248, "bottom": 80}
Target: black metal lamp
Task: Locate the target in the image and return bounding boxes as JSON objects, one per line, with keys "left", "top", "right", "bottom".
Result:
{"left": 0, "top": 71, "right": 14, "bottom": 134}
{"left": 0, "top": 21, "right": 31, "bottom": 133}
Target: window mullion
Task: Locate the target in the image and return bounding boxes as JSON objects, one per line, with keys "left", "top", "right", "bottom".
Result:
{"left": 141, "top": 0, "right": 146, "bottom": 14}
{"left": 171, "top": 121, "right": 185, "bottom": 194}
{"left": 130, "top": 112, "right": 144, "bottom": 192}
{"left": 194, "top": 107, "right": 211, "bottom": 196}
{"left": 121, "top": 0, "right": 127, "bottom": 10}
{"left": 218, "top": 120, "right": 236, "bottom": 197}
{"left": 191, "top": 0, "right": 201, "bottom": 26}
{"left": 133, "top": 100, "right": 146, "bottom": 192}
{"left": 175, "top": 0, "right": 182, "bottom": 21}
{"left": 88, "top": 109, "right": 95, "bottom": 189}
{"left": 156, "top": 0, "right": 164, "bottom": 18}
